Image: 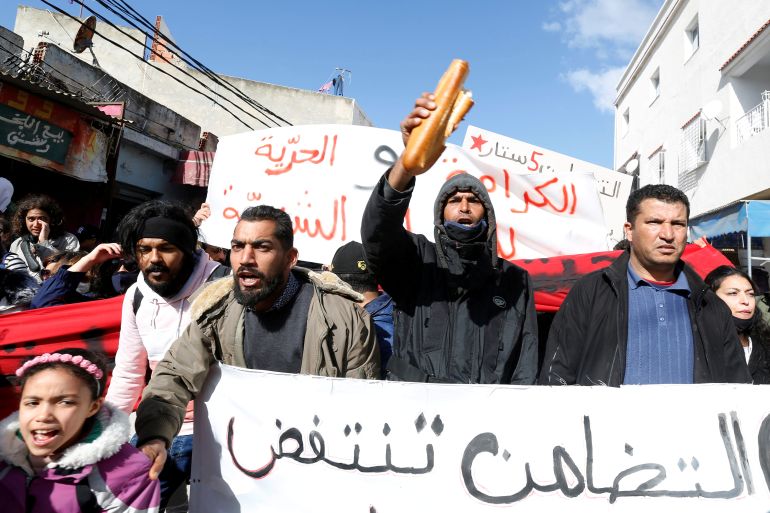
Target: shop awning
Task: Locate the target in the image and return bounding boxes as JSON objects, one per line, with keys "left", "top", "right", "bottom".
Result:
{"left": 690, "top": 200, "right": 770, "bottom": 239}
{"left": 174, "top": 150, "right": 214, "bottom": 187}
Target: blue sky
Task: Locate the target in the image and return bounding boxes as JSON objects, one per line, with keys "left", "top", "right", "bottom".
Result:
{"left": 0, "top": 0, "right": 663, "bottom": 168}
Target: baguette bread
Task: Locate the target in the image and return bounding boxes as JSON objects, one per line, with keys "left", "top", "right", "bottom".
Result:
{"left": 446, "top": 90, "right": 474, "bottom": 138}
{"left": 402, "top": 59, "right": 472, "bottom": 173}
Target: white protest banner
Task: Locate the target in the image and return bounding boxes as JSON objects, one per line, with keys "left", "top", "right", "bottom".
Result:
{"left": 200, "top": 125, "right": 608, "bottom": 262}
{"left": 462, "top": 125, "right": 633, "bottom": 247}
{"left": 191, "top": 364, "right": 770, "bottom": 513}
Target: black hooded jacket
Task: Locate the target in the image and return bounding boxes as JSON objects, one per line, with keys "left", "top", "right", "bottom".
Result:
{"left": 361, "top": 171, "right": 538, "bottom": 384}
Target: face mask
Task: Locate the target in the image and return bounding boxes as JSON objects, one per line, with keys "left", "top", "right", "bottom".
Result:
{"left": 76, "top": 282, "right": 91, "bottom": 295}
{"left": 443, "top": 220, "right": 488, "bottom": 243}
{"left": 732, "top": 314, "right": 756, "bottom": 335}
{"left": 112, "top": 271, "right": 138, "bottom": 294}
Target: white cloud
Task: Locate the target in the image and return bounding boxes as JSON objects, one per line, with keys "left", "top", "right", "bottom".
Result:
{"left": 558, "top": 0, "right": 660, "bottom": 55}
{"left": 544, "top": 0, "right": 662, "bottom": 113}
{"left": 564, "top": 67, "right": 625, "bottom": 112}
{"left": 542, "top": 21, "right": 562, "bottom": 32}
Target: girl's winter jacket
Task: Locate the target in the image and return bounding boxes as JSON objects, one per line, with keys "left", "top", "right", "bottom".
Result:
{"left": 0, "top": 403, "right": 160, "bottom": 513}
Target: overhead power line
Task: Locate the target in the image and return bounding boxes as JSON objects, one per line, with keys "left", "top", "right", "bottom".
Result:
{"left": 40, "top": 0, "right": 266, "bottom": 130}
{"left": 97, "top": 0, "right": 292, "bottom": 126}
{"left": 0, "top": 30, "right": 184, "bottom": 136}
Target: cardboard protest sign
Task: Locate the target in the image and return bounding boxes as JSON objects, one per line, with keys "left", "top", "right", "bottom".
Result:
{"left": 200, "top": 125, "right": 609, "bottom": 263}
{"left": 191, "top": 364, "right": 770, "bottom": 512}
{"left": 461, "top": 125, "right": 633, "bottom": 247}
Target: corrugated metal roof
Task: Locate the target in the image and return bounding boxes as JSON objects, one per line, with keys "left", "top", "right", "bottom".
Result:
{"left": 0, "top": 68, "right": 114, "bottom": 123}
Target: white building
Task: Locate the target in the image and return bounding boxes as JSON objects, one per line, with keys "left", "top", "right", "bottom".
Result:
{"left": 614, "top": 0, "right": 770, "bottom": 220}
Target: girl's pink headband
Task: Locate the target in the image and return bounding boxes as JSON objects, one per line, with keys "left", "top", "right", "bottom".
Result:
{"left": 15, "top": 353, "right": 104, "bottom": 390}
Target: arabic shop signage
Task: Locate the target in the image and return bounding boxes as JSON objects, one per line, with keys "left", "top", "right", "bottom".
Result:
{"left": 0, "top": 102, "right": 72, "bottom": 164}
{"left": 0, "top": 82, "right": 109, "bottom": 182}
{"left": 191, "top": 364, "right": 770, "bottom": 513}
{"left": 201, "top": 125, "right": 609, "bottom": 263}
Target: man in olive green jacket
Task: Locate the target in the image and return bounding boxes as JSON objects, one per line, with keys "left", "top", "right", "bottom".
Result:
{"left": 134, "top": 205, "right": 379, "bottom": 479}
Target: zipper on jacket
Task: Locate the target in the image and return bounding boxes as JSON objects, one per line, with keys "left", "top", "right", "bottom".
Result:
{"left": 606, "top": 271, "right": 624, "bottom": 385}
{"left": 25, "top": 473, "right": 36, "bottom": 513}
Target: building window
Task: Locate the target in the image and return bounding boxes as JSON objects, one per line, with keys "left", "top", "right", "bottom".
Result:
{"left": 679, "top": 114, "right": 706, "bottom": 190}
{"left": 684, "top": 16, "right": 699, "bottom": 60}
{"left": 650, "top": 68, "right": 660, "bottom": 103}
{"left": 622, "top": 108, "right": 630, "bottom": 136}
{"left": 649, "top": 149, "right": 665, "bottom": 184}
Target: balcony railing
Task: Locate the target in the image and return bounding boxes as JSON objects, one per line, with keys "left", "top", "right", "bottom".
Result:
{"left": 736, "top": 90, "right": 770, "bottom": 143}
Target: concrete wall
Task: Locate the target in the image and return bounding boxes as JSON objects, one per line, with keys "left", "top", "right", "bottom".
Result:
{"left": 0, "top": 26, "right": 23, "bottom": 68}
{"left": 13, "top": 6, "right": 373, "bottom": 139}
{"left": 116, "top": 140, "right": 202, "bottom": 205}
{"left": 614, "top": 0, "right": 770, "bottom": 217}
{"left": 135, "top": 65, "right": 373, "bottom": 136}
{"left": 37, "top": 42, "right": 200, "bottom": 149}
{"left": 13, "top": 5, "right": 146, "bottom": 70}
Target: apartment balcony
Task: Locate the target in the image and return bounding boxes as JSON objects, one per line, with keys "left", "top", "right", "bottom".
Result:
{"left": 736, "top": 91, "right": 770, "bottom": 144}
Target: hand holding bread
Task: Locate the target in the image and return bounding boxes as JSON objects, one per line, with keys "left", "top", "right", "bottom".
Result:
{"left": 401, "top": 59, "right": 473, "bottom": 174}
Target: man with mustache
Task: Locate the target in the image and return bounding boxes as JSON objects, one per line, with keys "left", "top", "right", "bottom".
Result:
{"left": 106, "top": 200, "right": 227, "bottom": 512}
{"left": 133, "top": 205, "right": 379, "bottom": 482}
{"left": 540, "top": 184, "right": 751, "bottom": 386}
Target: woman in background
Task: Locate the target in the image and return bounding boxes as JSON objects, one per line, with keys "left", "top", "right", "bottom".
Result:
{"left": 705, "top": 265, "right": 770, "bottom": 384}
{"left": 9, "top": 194, "right": 79, "bottom": 282}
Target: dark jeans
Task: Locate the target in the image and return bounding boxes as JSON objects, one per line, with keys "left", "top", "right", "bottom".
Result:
{"left": 132, "top": 434, "right": 193, "bottom": 512}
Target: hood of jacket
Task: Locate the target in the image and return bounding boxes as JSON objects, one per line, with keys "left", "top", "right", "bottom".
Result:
{"left": 0, "top": 402, "right": 129, "bottom": 475}
{"left": 433, "top": 173, "right": 498, "bottom": 270}
{"left": 135, "top": 249, "right": 220, "bottom": 307}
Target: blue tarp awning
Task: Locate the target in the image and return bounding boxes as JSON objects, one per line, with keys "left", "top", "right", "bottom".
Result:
{"left": 690, "top": 200, "right": 770, "bottom": 239}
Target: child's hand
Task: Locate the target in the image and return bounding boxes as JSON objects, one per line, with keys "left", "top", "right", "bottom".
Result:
{"left": 138, "top": 439, "right": 167, "bottom": 480}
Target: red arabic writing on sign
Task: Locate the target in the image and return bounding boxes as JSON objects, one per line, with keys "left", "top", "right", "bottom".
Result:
{"left": 509, "top": 177, "right": 577, "bottom": 215}
{"left": 254, "top": 134, "right": 338, "bottom": 176}
{"left": 221, "top": 194, "right": 347, "bottom": 242}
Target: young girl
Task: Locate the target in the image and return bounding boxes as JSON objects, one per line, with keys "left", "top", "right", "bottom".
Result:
{"left": 0, "top": 348, "right": 160, "bottom": 512}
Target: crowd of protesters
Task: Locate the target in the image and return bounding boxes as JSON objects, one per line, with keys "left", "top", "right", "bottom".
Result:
{"left": 1, "top": 96, "right": 770, "bottom": 512}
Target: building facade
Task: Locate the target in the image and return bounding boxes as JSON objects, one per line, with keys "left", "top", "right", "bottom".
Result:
{"left": 614, "top": 0, "right": 770, "bottom": 220}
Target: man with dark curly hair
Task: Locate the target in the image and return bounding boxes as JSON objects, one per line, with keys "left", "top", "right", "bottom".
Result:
{"left": 8, "top": 194, "right": 79, "bottom": 281}
{"left": 105, "top": 200, "right": 226, "bottom": 512}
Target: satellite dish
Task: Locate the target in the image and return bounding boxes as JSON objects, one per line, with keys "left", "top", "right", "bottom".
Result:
{"left": 702, "top": 99, "right": 723, "bottom": 119}
{"left": 624, "top": 158, "right": 639, "bottom": 174}
{"left": 73, "top": 16, "right": 96, "bottom": 54}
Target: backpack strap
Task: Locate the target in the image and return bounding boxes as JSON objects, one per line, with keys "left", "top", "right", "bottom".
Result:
{"left": 132, "top": 287, "right": 144, "bottom": 316}
{"left": 75, "top": 480, "right": 100, "bottom": 513}
{"left": 207, "top": 264, "right": 230, "bottom": 281}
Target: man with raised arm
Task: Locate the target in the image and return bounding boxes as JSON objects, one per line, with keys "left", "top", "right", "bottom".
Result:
{"left": 361, "top": 93, "right": 538, "bottom": 384}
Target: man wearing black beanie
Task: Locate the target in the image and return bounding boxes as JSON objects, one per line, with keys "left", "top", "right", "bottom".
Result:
{"left": 106, "top": 200, "right": 228, "bottom": 512}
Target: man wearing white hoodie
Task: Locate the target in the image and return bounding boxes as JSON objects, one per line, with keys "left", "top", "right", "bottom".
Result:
{"left": 105, "top": 200, "right": 227, "bottom": 512}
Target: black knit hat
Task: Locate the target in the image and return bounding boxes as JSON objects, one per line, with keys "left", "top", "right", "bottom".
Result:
{"left": 331, "top": 241, "right": 370, "bottom": 275}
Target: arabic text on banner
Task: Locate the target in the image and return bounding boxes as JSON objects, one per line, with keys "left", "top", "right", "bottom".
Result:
{"left": 191, "top": 364, "right": 770, "bottom": 513}
{"left": 461, "top": 125, "right": 633, "bottom": 247}
{"left": 200, "top": 125, "right": 609, "bottom": 263}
